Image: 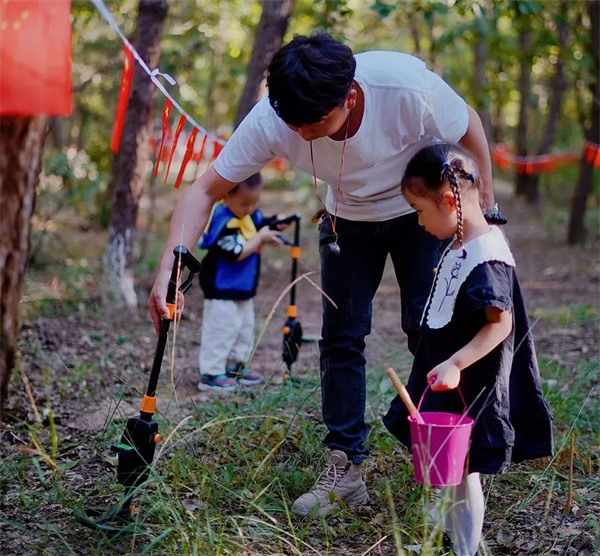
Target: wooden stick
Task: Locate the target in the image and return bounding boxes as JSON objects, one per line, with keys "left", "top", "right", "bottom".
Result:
{"left": 20, "top": 365, "right": 41, "bottom": 424}
{"left": 386, "top": 368, "right": 425, "bottom": 424}
{"left": 564, "top": 432, "right": 575, "bottom": 513}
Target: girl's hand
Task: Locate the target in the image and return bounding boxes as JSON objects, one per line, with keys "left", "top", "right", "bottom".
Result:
{"left": 427, "top": 361, "right": 461, "bottom": 391}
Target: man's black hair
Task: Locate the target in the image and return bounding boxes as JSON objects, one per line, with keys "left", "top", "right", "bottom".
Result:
{"left": 267, "top": 31, "right": 356, "bottom": 127}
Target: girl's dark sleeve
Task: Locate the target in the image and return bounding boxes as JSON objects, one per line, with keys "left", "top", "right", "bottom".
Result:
{"left": 462, "top": 262, "right": 514, "bottom": 314}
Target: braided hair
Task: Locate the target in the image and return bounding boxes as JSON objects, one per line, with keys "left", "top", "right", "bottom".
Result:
{"left": 402, "top": 143, "right": 480, "bottom": 248}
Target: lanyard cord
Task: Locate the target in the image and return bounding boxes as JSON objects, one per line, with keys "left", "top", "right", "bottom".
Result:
{"left": 309, "top": 109, "right": 352, "bottom": 236}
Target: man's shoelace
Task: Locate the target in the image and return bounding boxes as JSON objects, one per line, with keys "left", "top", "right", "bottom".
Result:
{"left": 313, "top": 463, "right": 348, "bottom": 492}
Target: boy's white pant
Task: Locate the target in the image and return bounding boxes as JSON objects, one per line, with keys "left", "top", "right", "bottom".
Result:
{"left": 198, "top": 298, "right": 255, "bottom": 377}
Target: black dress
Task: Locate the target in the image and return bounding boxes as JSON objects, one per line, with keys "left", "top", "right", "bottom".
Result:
{"left": 383, "top": 228, "right": 553, "bottom": 474}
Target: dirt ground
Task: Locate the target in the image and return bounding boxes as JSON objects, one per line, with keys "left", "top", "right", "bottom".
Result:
{"left": 1, "top": 181, "right": 599, "bottom": 555}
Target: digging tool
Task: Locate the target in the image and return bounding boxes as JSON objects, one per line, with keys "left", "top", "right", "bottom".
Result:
{"left": 270, "top": 214, "right": 314, "bottom": 382}
{"left": 74, "top": 245, "right": 201, "bottom": 531}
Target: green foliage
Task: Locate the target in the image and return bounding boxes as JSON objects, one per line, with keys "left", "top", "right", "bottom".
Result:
{"left": 42, "top": 150, "right": 109, "bottom": 226}
{"left": 40, "top": 0, "right": 594, "bottom": 230}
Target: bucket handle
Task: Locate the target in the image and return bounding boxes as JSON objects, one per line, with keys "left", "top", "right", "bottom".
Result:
{"left": 417, "top": 381, "right": 469, "bottom": 416}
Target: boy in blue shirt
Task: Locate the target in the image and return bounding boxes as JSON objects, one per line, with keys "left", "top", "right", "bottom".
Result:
{"left": 197, "top": 173, "right": 287, "bottom": 391}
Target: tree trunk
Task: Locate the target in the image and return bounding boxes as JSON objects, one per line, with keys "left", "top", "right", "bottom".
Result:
{"left": 49, "top": 117, "right": 66, "bottom": 149}
{"left": 0, "top": 116, "right": 48, "bottom": 419}
{"left": 525, "top": 1, "right": 568, "bottom": 205}
{"left": 409, "top": 14, "right": 423, "bottom": 61}
{"left": 515, "top": 25, "right": 533, "bottom": 197}
{"left": 568, "top": 0, "right": 599, "bottom": 244}
{"left": 472, "top": 3, "right": 492, "bottom": 142}
{"left": 233, "top": 0, "right": 295, "bottom": 129}
{"left": 102, "top": 0, "right": 168, "bottom": 315}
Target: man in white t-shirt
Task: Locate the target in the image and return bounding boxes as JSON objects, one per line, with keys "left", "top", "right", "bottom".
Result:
{"left": 148, "top": 32, "right": 495, "bottom": 517}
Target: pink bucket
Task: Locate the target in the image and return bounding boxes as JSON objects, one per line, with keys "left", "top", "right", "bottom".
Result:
{"left": 409, "top": 386, "right": 473, "bottom": 487}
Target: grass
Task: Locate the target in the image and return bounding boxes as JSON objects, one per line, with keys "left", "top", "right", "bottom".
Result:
{"left": 3, "top": 195, "right": 599, "bottom": 554}
{"left": 2, "top": 341, "right": 599, "bottom": 554}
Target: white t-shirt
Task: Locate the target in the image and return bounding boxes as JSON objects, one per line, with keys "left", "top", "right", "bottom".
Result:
{"left": 214, "top": 51, "right": 468, "bottom": 222}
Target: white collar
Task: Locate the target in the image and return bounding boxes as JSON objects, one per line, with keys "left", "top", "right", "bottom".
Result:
{"left": 422, "top": 226, "right": 515, "bottom": 329}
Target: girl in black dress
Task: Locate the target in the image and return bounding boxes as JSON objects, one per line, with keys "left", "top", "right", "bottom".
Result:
{"left": 383, "top": 143, "right": 553, "bottom": 555}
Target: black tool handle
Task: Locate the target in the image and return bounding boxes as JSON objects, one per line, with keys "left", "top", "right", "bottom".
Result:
{"left": 269, "top": 213, "right": 300, "bottom": 228}
{"left": 166, "top": 246, "right": 202, "bottom": 304}
{"left": 145, "top": 246, "right": 202, "bottom": 404}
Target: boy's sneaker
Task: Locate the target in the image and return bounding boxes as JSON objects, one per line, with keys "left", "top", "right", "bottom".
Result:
{"left": 197, "top": 374, "right": 238, "bottom": 392}
{"left": 291, "top": 449, "right": 369, "bottom": 517}
{"left": 225, "top": 363, "right": 264, "bottom": 386}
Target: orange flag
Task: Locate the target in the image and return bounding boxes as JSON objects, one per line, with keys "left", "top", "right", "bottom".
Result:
{"left": 212, "top": 139, "right": 224, "bottom": 159}
{"left": 164, "top": 114, "right": 187, "bottom": 185}
{"left": 0, "top": 0, "right": 72, "bottom": 115}
{"left": 154, "top": 99, "right": 173, "bottom": 177}
{"left": 585, "top": 142, "right": 600, "bottom": 168}
{"left": 192, "top": 134, "right": 208, "bottom": 162}
{"left": 175, "top": 128, "right": 198, "bottom": 189}
{"left": 111, "top": 45, "right": 134, "bottom": 153}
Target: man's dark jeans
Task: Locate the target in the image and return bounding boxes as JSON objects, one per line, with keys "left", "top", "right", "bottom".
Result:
{"left": 318, "top": 212, "right": 443, "bottom": 463}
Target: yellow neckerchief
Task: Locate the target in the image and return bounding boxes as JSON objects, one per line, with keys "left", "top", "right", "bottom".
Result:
{"left": 226, "top": 213, "right": 257, "bottom": 240}
{"left": 203, "top": 201, "right": 258, "bottom": 241}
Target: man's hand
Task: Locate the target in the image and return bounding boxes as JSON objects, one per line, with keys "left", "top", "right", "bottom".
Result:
{"left": 147, "top": 166, "right": 236, "bottom": 334}
{"left": 148, "top": 270, "right": 185, "bottom": 336}
{"left": 427, "top": 360, "right": 461, "bottom": 391}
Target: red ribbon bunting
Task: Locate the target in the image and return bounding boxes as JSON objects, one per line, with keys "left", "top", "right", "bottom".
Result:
{"left": 491, "top": 144, "right": 588, "bottom": 175}
{"left": 585, "top": 142, "right": 600, "bottom": 168}
{"left": 212, "top": 140, "right": 224, "bottom": 160}
{"left": 154, "top": 98, "right": 173, "bottom": 177}
{"left": 174, "top": 128, "right": 199, "bottom": 189}
{"left": 192, "top": 135, "right": 208, "bottom": 162}
{"left": 164, "top": 114, "right": 187, "bottom": 185}
{"left": 111, "top": 45, "right": 134, "bottom": 153}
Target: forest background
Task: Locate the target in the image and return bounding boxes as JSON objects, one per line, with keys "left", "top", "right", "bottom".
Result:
{"left": 0, "top": 0, "right": 598, "bottom": 555}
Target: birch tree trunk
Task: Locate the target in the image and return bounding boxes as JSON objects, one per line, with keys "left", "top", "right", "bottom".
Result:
{"left": 102, "top": 0, "right": 167, "bottom": 316}
{"left": 0, "top": 116, "right": 48, "bottom": 419}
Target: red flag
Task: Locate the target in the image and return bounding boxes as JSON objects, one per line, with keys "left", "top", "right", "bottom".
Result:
{"left": 175, "top": 128, "right": 198, "bottom": 189}
{"left": 192, "top": 134, "right": 208, "bottom": 162}
{"left": 111, "top": 45, "right": 134, "bottom": 153}
{"left": 0, "top": 0, "right": 72, "bottom": 115}
{"left": 212, "top": 139, "right": 224, "bottom": 160}
{"left": 164, "top": 114, "right": 187, "bottom": 184}
{"left": 585, "top": 142, "right": 600, "bottom": 168}
{"left": 154, "top": 99, "right": 173, "bottom": 177}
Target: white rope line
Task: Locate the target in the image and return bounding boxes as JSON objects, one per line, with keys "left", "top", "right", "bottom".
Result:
{"left": 90, "top": 0, "right": 226, "bottom": 144}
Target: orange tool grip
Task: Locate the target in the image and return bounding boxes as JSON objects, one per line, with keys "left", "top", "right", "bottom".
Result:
{"left": 287, "top": 305, "right": 298, "bottom": 318}
{"left": 166, "top": 303, "right": 176, "bottom": 320}
{"left": 139, "top": 395, "right": 157, "bottom": 415}
{"left": 290, "top": 246, "right": 301, "bottom": 260}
